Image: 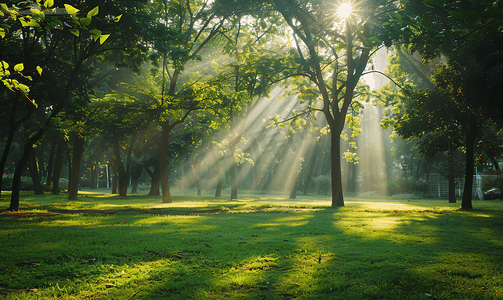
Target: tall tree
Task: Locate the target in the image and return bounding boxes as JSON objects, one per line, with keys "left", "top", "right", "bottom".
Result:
{"left": 145, "top": 0, "right": 231, "bottom": 203}
{"left": 267, "top": 0, "right": 393, "bottom": 206}
{"left": 1, "top": 1, "right": 124, "bottom": 210}
{"left": 384, "top": 0, "right": 503, "bottom": 209}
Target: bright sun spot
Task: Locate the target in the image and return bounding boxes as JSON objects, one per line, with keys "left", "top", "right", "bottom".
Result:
{"left": 337, "top": 2, "right": 353, "bottom": 19}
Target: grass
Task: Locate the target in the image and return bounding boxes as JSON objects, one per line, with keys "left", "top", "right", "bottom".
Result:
{"left": 0, "top": 191, "right": 502, "bottom": 299}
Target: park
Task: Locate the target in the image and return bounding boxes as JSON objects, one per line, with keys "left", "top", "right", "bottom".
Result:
{"left": 1, "top": 0, "right": 503, "bottom": 299}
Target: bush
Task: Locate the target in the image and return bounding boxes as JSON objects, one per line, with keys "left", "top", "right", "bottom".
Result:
{"left": 2, "top": 175, "right": 68, "bottom": 192}
{"left": 378, "top": 177, "right": 417, "bottom": 196}
{"left": 2, "top": 174, "right": 34, "bottom": 191}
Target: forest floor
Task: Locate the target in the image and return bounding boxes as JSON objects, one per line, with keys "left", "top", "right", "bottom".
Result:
{"left": 0, "top": 191, "right": 502, "bottom": 299}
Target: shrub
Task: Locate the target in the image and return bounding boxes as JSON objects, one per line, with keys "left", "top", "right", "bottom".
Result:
{"left": 2, "top": 174, "right": 34, "bottom": 191}
{"left": 378, "top": 177, "right": 417, "bottom": 196}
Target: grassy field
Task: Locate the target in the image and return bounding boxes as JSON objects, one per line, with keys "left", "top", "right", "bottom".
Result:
{"left": 0, "top": 191, "right": 502, "bottom": 299}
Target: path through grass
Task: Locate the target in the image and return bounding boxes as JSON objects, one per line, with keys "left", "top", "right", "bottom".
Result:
{"left": 0, "top": 192, "right": 502, "bottom": 299}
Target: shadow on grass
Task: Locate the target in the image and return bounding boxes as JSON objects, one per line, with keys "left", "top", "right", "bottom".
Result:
{"left": 0, "top": 194, "right": 502, "bottom": 299}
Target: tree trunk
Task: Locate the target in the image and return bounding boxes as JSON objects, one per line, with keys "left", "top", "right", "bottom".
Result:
{"left": 214, "top": 148, "right": 222, "bottom": 197}
{"left": 289, "top": 179, "right": 297, "bottom": 199}
{"left": 52, "top": 137, "right": 67, "bottom": 195}
{"left": 90, "top": 163, "right": 97, "bottom": 189}
{"left": 160, "top": 124, "right": 172, "bottom": 203}
{"left": 146, "top": 163, "right": 160, "bottom": 196}
{"left": 461, "top": 128, "right": 476, "bottom": 210}
{"left": 68, "top": 134, "right": 85, "bottom": 200}
{"left": 113, "top": 142, "right": 127, "bottom": 197}
{"left": 331, "top": 130, "right": 344, "bottom": 207}
{"left": 130, "top": 162, "right": 143, "bottom": 194}
{"left": 0, "top": 96, "right": 30, "bottom": 198}
{"left": 228, "top": 145, "right": 238, "bottom": 200}
{"left": 111, "top": 161, "right": 118, "bottom": 194}
{"left": 191, "top": 158, "right": 201, "bottom": 196}
{"left": 180, "top": 162, "right": 185, "bottom": 196}
{"left": 9, "top": 111, "right": 58, "bottom": 211}
{"left": 29, "top": 149, "right": 44, "bottom": 195}
{"left": 9, "top": 144, "right": 32, "bottom": 211}
{"left": 123, "top": 133, "right": 137, "bottom": 196}
{"left": 45, "top": 141, "right": 56, "bottom": 186}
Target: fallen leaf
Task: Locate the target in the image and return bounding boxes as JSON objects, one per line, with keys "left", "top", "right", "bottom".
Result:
{"left": 105, "top": 283, "right": 115, "bottom": 288}
{"left": 238, "top": 241, "right": 247, "bottom": 244}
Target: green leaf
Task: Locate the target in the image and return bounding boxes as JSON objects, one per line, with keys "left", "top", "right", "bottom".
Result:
{"left": 36, "top": 66, "right": 43, "bottom": 76}
{"left": 89, "top": 29, "right": 101, "bottom": 41}
{"left": 87, "top": 6, "right": 99, "bottom": 18}
{"left": 69, "top": 29, "right": 80, "bottom": 37}
{"left": 17, "top": 83, "right": 30, "bottom": 94}
{"left": 14, "top": 63, "right": 24, "bottom": 72}
{"left": 395, "top": 12, "right": 402, "bottom": 21}
{"left": 50, "top": 16, "right": 63, "bottom": 27}
{"left": 64, "top": 4, "right": 79, "bottom": 15}
{"left": 114, "top": 14, "right": 122, "bottom": 22}
{"left": 99, "top": 34, "right": 110, "bottom": 44}
{"left": 1, "top": 3, "right": 8, "bottom": 11}
{"left": 20, "top": 18, "right": 41, "bottom": 28}
{"left": 44, "top": 0, "right": 54, "bottom": 8}
{"left": 80, "top": 18, "right": 91, "bottom": 26}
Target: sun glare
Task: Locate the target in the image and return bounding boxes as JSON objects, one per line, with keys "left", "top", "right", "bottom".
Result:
{"left": 337, "top": 2, "right": 353, "bottom": 19}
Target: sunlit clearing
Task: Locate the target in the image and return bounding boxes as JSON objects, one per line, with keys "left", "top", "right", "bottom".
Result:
{"left": 337, "top": 2, "right": 353, "bottom": 19}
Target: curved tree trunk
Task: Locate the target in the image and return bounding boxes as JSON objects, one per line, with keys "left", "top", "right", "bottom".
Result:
{"left": 9, "top": 111, "right": 58, "bottom": 211}
{"left": 9, "top": 146, "right": 31, "bottom": 211}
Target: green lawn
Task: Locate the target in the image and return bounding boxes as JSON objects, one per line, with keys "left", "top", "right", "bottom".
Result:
{"left": 0, "top": 191, "right": 502, "bottom": 299}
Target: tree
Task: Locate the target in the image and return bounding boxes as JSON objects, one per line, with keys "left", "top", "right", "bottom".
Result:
{"left": 382, "top": 0, "right": 503, "bottom": 209}
{"left": 145, "top": 0, "right": 233, "bottom": 203}
{"left": 2, "top": 1, "right": 123, "bottom": 211}
{"left": 266, "top": 0, "right": 394, "bottom": 206}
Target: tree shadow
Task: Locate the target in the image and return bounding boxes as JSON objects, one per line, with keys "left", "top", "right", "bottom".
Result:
{"left": 1, "top": 199, "right": 502, "bottom": 299}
